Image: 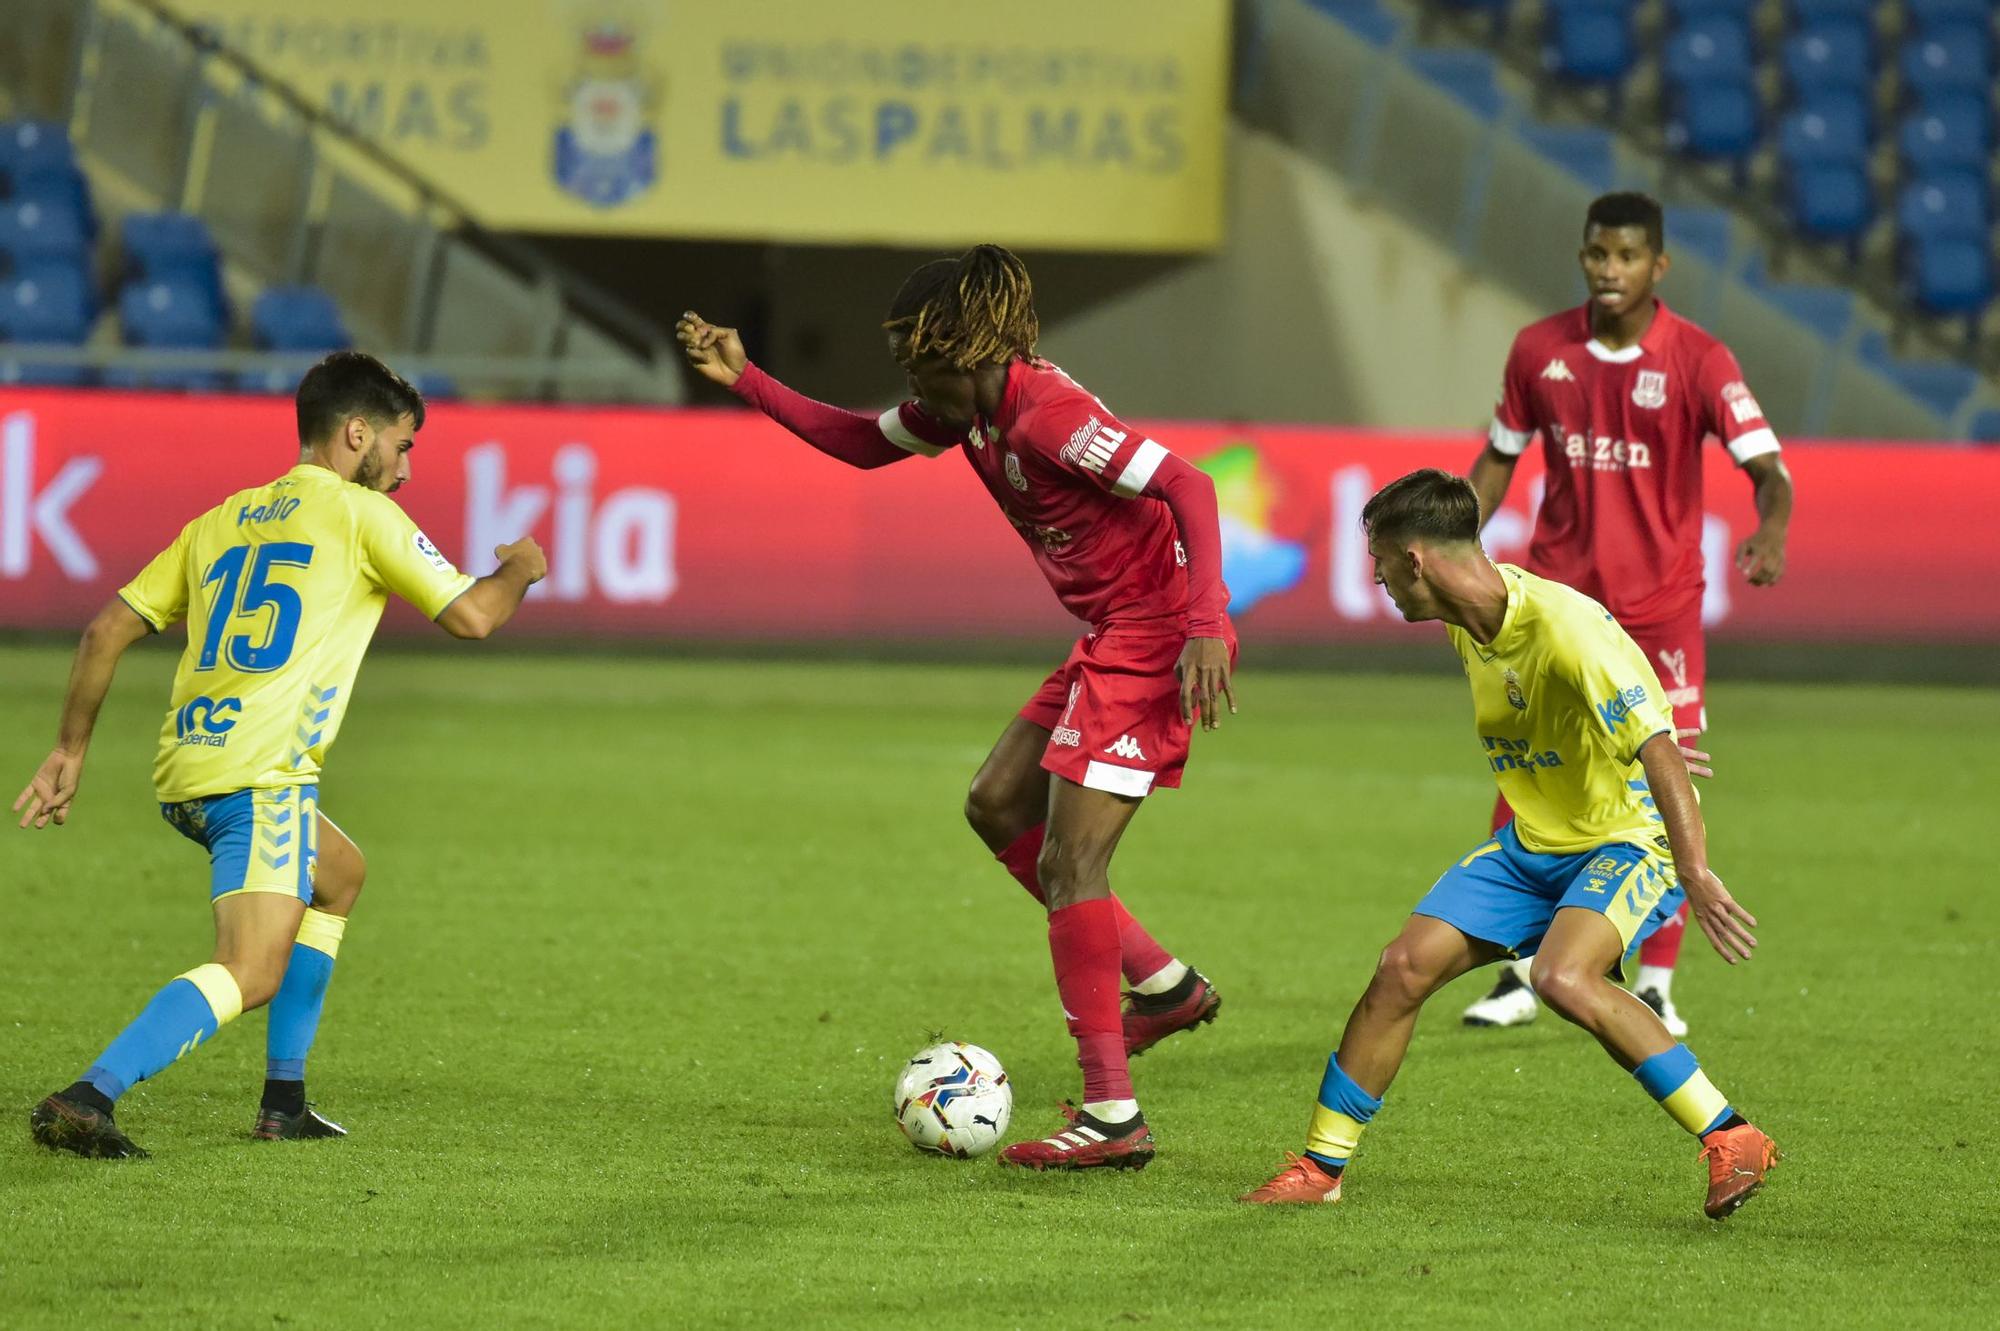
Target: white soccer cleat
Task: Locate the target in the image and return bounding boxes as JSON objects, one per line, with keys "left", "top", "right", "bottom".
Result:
{"left": 1637, "top": 986, "right": 1689, "bottom": 1038}
{"left": 1461, "top": 969, "right": 1539, "bottom": 1028}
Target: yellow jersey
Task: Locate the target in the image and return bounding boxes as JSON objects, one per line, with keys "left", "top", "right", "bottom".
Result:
{"left": 118, "top": 463, "right": 475, "bottom": 802}
{"left": 1447, "top": 565, "right": 1677, "bottom": 856}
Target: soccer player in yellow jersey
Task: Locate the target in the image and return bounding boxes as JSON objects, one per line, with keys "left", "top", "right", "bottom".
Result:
{"left": 1241, "top": 469, "right": 1779, "bottom": 1220}
{"left": 15, "top": 352, "right": 546, "bottom": 1159}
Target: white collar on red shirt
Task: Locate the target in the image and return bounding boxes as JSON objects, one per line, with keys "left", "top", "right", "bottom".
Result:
{"left": 1581, "top": 298, "right": 1675, "bottom": 364}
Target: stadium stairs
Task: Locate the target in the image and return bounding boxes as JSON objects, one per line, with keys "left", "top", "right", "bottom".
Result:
{"left": 0, "top": 0, "right": 682, "bottom": 402}
{"left": 1241, "top": 0, "right": 2000, "bottom": 440}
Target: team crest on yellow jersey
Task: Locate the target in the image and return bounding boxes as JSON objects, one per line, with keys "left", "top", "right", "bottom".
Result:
{"left": 1503, "top": 668, "right": 1527, "bottom": 711}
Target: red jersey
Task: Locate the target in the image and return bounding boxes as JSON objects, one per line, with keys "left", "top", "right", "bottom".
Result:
{"left": 878, "top": 358, "right": 1230, "bottom": 635}
{"left": 1489, "top": 300, "right": 1780, "bottom": 630}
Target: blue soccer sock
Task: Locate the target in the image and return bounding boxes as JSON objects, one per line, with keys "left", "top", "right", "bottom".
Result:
{"left": 83, "top": 963, "right": 244, "bottom": 1102}
{"left": 1304, "top": 1053, "right": 1383, "bottom": 1174}
{"left": 1632, "top": 1043, "right": 1734, "bottom": 1136}
{"left": 265, "top": 908, "right": 347, "bottom": 1083}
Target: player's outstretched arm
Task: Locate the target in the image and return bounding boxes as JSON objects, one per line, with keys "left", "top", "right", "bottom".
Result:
{"left": 436, "top": 538, "right": 548, "bottom": 640}
{"left": 13, "top": 598, "right": 153, "bottom": 829}
{"left": 1638, "top": 731, "right": 1757, "bottom": 964}
{"left": 1735, "top": 452, "right": 1793, "bottom": 587}
{"left": 677, "top": 309, "right": 930, "bottom": 469}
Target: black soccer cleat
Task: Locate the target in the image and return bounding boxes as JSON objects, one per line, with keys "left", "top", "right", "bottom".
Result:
{"left": 253, "top": 1105, "right": 347, "bottom": 1141}
{"left": 29, "top": 1092, "right": 149, "bottom": 1160}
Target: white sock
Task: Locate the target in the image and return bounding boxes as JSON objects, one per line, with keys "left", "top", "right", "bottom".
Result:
{"left": 1131, "top": 960, "right": 1189, "bottom": 996}
{"left": 1508, "top": 956, "right": 1534, "bottom": 986}
{"left": 1082, "top": 1099, "right": 1140, "bottom": 1126}
{"left": 1635, "top": 965, "right": 1675, "bottom": 998}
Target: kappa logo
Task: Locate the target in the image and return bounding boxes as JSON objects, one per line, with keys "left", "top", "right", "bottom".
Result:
{"left": 1632, "top": 369, "right": 1668, "bottom": 409}
{"left": 1104, "top": 734, "right": 1145, "bottom": 761}
{"left": 1539, "top": 359, "right": 1576, "bottom": 382}
{"left": 1003, "top": 451, "right": 1029, "bottom": 492}
{"left": 1656, "top": 648, "right": 1689, "bottom": 689}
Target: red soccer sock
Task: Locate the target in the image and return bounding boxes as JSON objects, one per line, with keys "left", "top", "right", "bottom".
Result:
{"left": 1046, "top": 898, "right": 1132, "bottom": 1104}
{"left": 1110, "top": 896, "right": 1175, "bottom": 987}
{"left": 995, "top": 824, "right": 1048, "bottom": 905}
{"left": 1490, "top": 792, "right": 1513, "bottom": 834}
{"left": 999, "top": 824, "right": 1175, "bottom": 987}
{"left": 1640, "top": 901, "right": 1689, "bottom": 968}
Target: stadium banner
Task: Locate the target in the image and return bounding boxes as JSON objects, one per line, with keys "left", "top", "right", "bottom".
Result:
{"left": 177, "top": 0, "right": 1229, "bottom": 251}
{"left": 2, "top": 390, "right": 1996, "bottom": 642}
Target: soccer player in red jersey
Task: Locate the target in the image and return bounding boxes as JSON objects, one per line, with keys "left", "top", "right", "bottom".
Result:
{"left": 1459, "top": 193, "right": 1795, "bottom": 1037}
{"left": 675, "top": 245, "right": 1236, "bottom": 1172}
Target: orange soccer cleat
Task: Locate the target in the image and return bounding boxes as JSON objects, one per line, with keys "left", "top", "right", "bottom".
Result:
{"left": 1698, "top": 1122, "right": 1780, "bottom": 1219}
{"left": 1238, "top": 1152, "right": 1344, "bottom": 1205}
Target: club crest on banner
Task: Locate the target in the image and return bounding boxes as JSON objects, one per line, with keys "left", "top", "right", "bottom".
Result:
{"left": 553, "top": 4, "right": 662, "bottom": 209}
{"left": 1632, "top": 370, "right": 1668, "bottom": 410}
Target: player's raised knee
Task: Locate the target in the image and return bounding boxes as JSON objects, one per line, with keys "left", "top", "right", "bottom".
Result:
{"left": 1370, "top": 938, "right": 1439, "bottom": 1009}
{"left": 1526, "top": 956, "right": 1592, "bottom": 1018}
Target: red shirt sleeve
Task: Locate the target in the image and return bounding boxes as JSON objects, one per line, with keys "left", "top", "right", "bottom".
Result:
{"left": 728, "top": 362, "right": 958, "bottom": 469}
{"left": 1695, "top": 343, "right": 1781, "bottom": 465}
{"left": 1015, "top": 378, "right": 1230, "bottom": 635}
{"left": 1489, "top": 331, "right": 1536, "bottom": 456}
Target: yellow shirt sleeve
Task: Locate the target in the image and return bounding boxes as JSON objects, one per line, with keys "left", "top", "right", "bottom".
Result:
{"left": 352, "top": 491, "right": 477, "bottom": 621}
{"left": 117, "top": 520, "right": 197, "bottom": 631}
{"left": 1556, "top": 606, "right": 1676, "bottom": 766}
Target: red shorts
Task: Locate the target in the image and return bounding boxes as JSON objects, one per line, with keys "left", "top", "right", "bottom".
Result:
{"left": 1626, "top": 611, "right": 1707, "bottom": 735}
{"left": 1019, "top": 627, "right": 1237, "bottom": 798}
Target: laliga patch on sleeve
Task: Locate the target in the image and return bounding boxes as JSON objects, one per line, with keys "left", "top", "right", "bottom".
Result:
{"left": 412, "top": 530, "right": 452, "bottom": 573}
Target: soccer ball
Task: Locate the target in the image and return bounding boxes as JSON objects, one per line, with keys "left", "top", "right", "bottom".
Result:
{"left": 892, "top": 1041, "right": 1012, "bottom": 1158}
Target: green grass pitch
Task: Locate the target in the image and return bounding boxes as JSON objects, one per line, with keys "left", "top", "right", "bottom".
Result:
{"left": 3, "top": 641, "right": 1995, "bottom": 1328}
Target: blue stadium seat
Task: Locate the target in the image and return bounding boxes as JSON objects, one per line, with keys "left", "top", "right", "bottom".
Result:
{"left": 1896, "top": 173, "right": 1990, "bottom": 245}
{"left": 1900, "top": 28, "right": 1993, "bottom": 104}
{"left": 111, "top": 275, "right": 227, "bottom": 391}
{"left": 413, "top": 372, "right": 458, "bottom": 402}
{"left": 1899, "top": 100, "right": 1992, "bottom": 178}
{"left": 0, "top": 197, "right": 89, "bottom": 265}
{"left": 1905, "top": 236, "right": 1993, "bottom": 318}
{"left": 1789, "top": 0, "right": 1877, "bottom": 22}
{"left": 0, "top": 265, "right": 91, "bottom": 342}
{"left": 1904, "top": 0, "right": 1994, "bottom": 34}
{"left": 1667, "top": 0, "right": 1758, "bottom": 22}
{"left": 1778, "top": 97, "right": 1872, "bottom": 168}
{"left": 1542, "top": 0, "right": 1637, "bottom": 85}
{"left": 251, "top": 286, "right": 349, "bottom": 351}
{"left": 1785, "top": 165, "right": 1872, "bottom": 243}
{"left": 1969, "top": 408, "right": 2000, "bottom": 443}
{"left": 1664, "top": 18, "right": 1754, "bottom": 86}
{"left": 1783, "top": 23, "right": 1874, "bottom": 100}
{"left": 120, "top": 212, "right": 224, "bottom": 309}
{"left": 239, "top": 286, "right": 351, "bottom": 394}
{"left": 0, "top": 120, "right": 77, "bottom": 189}
{"left": 1666, "top": 78, "right": 1760, "bottom": 163}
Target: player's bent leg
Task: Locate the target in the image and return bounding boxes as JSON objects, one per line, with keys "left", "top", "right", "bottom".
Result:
{"left": 1243, "top": 917, "right": 1498, "bottom": 1204}
{"left": 1002, "top": 777, "right": 1153, "bottom": 1171}
{"left": 258, "top": 813, "right": 363, "bottom": 1141}
{"left": 965, "top": 716, "right": 1055, "bottom": 859}
{"left": 1532, "top": 908, "right": 1777, "bottom": 1218}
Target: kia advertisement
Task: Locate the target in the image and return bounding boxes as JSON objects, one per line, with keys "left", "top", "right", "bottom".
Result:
{"left": 1, "top": 391, "right": 1994, "bottom": 642}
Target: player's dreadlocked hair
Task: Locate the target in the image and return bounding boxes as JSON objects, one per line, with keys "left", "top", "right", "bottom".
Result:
{"left": 882, "top": 244, "right": 1039, "bottom": 369}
